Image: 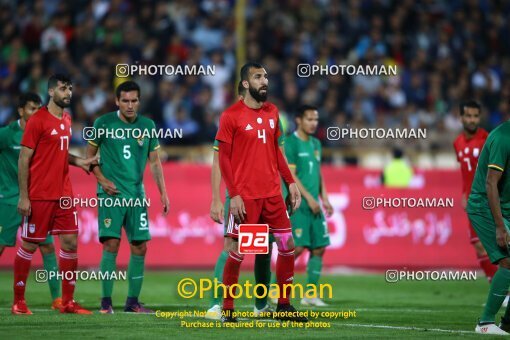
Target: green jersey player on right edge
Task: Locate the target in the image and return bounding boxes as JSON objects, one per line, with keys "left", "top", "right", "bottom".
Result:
{"left": 86, "top": 81, "right": 169, "bottom": 314}
{"left": 468, "top": 119, "right": 510, "bottom": 335}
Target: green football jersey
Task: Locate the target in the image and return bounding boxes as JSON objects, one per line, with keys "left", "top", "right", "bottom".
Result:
{"left": 89, "top": 111, "right": 160, "bottom": 198}
{"left": 0, "top": 120, "right": 22, "bottom": 205}
{"left": 284, "top": 131, "right": 322, "bottom": 204}
{"left": 469, "top": 121, "right": 510, "bottom": 214}
{"left": 213, "top": 118, "right": 286, "bottom": 199}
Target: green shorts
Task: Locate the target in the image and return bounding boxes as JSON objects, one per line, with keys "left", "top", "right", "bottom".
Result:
{"left": 467, "top": 207, "right": 510, "bottom": 264}
{"left": 222, "top": 196, "right": 275, "bottom": 243}
{"left": 290, "top": 206, "right": 330, "bottom": 249}
{"left": 0, "top": 203, "right": 53, "bottom": 246}
{"left": 97, "top": 195, "right": 151, "bottom": 243}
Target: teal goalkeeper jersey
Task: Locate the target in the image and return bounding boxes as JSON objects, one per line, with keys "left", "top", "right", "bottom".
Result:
{"left": 88, "top": 111, "right": 160, "bottom": 198}
{"left": 0, "top": 120, "right": 22, "bottom": 205}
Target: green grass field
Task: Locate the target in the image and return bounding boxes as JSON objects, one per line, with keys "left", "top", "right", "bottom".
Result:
{"left": 0, "top": 270, "right": 503, "bottom": 338}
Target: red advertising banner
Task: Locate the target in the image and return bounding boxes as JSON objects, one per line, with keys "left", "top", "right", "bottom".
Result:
{"left": 0, "top": 164, "right": 476, "bottom": 269}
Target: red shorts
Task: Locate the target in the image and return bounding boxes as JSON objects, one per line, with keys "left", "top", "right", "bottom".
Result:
{"left": 468, "top": 220, "right": 480, "bottom": 244}
{"left": 21, "top": 200, "right": 78, "bottom": 243}
{"left": 226, "top": 195, "right": 291, "bottom": 238}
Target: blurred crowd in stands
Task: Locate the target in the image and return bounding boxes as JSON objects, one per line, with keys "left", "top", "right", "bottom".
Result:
{"left": 1, "top": 0, "right": 510, "bottom": 151}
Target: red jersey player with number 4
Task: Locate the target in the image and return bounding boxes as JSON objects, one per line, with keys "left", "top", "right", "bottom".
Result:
{"left": 13, "top": 74, "right": 96, "bottom": 315}
{"left": 453, "top": 101, "right": 500, "bottom": 284}
{"left": 216, "top": 62, "right": 307, "bottom": 323}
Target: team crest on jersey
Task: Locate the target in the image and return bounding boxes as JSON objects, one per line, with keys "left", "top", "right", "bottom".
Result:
{"left": 29, "top": 224, "right": 35, "bottom": 234}
{"left": 137, "top": 137, "right": 144, "bottom": 146}
{"left": 104, "top": 218, "right": 112, "bottom": 228}
{"left": 269, "top": 119, "right": 275, "bottom": 129}
{"left": 474, "top": 148, "right": 480, "bottom": 157}
{"left": 295, "top": 228, "right": 302, "bottom": 238}
{"left": 0, "top": 226, "right": 2, "bottom": 233}
{"left": 315, "top": 150, "right": 320, "bottom": 161}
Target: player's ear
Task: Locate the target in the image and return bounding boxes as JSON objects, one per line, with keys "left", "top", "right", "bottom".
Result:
{"left": 18, "top": 107, "right": 23, "bottom": 118}
{"left": 48, "top": 87, "right": 54, "bottom": 98}
{"left": 115, "top": 97, "right": 119, "bottom": 107}
{"left": 242, "top": 80, "right": 249, "bottom": 89}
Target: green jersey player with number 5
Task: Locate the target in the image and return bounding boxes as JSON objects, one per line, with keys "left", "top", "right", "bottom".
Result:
{"left": 86, "top": 81, "right": 169, "bottom": 314}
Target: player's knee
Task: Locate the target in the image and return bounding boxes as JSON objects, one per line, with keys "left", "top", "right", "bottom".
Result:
{"left": 473, "top": 241, "right": 487, "bottom": 257}
{"left": 229, "top": 249, "right": 244, "bottom": 262}
{"left": 102, "top": 238, "right": 120, "bottom": 253}
{"left": 294, "top": 246, "right": 305, "bottom": 258}
{"left": 39, "top": 243, "right": 55, "bottom": 255}
{"left": 22, "top": 240, "right": 38, "bottom": 252}
{"left": 499, "top": 257, "right": 510, "bottom": 269}
{"left": 312, "top": 247, "right": 325, "bottom": 257}
{"left": 130, "top": 240, "right": 147, "bottom": 255}
{"left": 59, "top": 235, "right": 77, "bottom": 252}
{"left": 223, "top": 237, "right": 233, "bottom": 252}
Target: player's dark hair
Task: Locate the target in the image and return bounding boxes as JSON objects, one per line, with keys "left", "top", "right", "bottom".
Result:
{"left": 116, "top": 81, "right": 141, "bottom": 99}
{"left": 237, "top": 81, "right": 245, "bottom": 96}
{"left": 48, "top": 74, "right": 72, "bottom": 90}
{"left": 459, "top": 100, "right": 481, "bottom": 116}
{"left": 18, "top": 92, "right": 42, "bottom": 108}
{"left": 240, "top": 62, "right": 264, "bottom": 81}
{"left": 296, "top": 105, "right": 318, "bottom": 118}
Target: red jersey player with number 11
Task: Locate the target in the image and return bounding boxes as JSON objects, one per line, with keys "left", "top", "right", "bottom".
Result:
{"left": 216, "top": 62, "right": 307, "bottom": 323}
{"left": 453, "top": 100, "right": 498, "bottom": 284}
{"left": 13, "top": 74, "right": 96, "bottom": 315}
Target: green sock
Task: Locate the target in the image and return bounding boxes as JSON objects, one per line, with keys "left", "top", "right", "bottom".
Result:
{"left": 210, "top": 251, "right": 228, "bottom": 307}
{"left": 127, "top": 254, "right": 145, "bottom": 299}
{"left": 254, "top": 253, "right": 271, "bottom": 310}
{"left": 481, "top": 267, "right": 510, "bottom": 323}
{"left": 307, "top": 256, "right": 323, "bottom": 288}
{"left": 42, "top": 252, "right": 60, "bottom": 300}
{"left": 100, "top": 250, "right": 118, "bottom": 298}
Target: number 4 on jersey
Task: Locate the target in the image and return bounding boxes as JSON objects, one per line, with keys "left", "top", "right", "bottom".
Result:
{"left": 258, "top": 129, "right": 266, "bottom": 144}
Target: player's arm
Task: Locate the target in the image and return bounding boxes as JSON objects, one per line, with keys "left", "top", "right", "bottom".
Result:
{"left": 85, "top": 142, "right": 119, "bottom": 196}
{"left": 319, "top": 170, "right": 333, "bottom": 217}
{"left": 288, "top": 166, "right": 318, "bottom": 214}
{"left": 218, "top": 141, "right": 245, "bottom": 223}
{"left": 17, "top": 146, "right": 33, "bottom": 216}
{"left": 486, "top": 168, "right": 507, "bottom": 248}
{"left": 149, "top": 149, "right": 169, "bottom": 215}
{"left": 210, "top": 147, "right": 224, "bottom": 224}
{"left": 68, "top": 153, "right": 97, "bottom": 174}
{"left": 275, "top": 136, "right": 301, "bottom": 212}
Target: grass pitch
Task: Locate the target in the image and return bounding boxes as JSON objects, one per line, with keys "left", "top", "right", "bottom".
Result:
{"left": 0, "top": 270, "right": 500, "bottom": 338}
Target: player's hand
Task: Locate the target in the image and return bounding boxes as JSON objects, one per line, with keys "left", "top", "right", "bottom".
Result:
{"left": 288, "top": 183, "right": 301, "bottom": 213}
{"left": 461, "top": 195, "right": 467, "bottom": 211}
{"left": 98, "top": 177, "right": 120, "bottom": 196}
{"left": 210, "top": 199, "right": 224, "bottom": 224}
{"left": 18, "top": 196, "right": 31, "bottom": 217}
{"left": 496, "top": 227, "right": 509, "bottom": 250}
{"left": 230, "top": 195, "right": 246, "bottom": 223}
{"left": 161, "top": 194, "right": 170, "bottom": 216}
{"left": 77, "top": 155, "right": 99, "bottom": 174}
{"left": 323, "top": 199, "right": 334, "bottom": 217}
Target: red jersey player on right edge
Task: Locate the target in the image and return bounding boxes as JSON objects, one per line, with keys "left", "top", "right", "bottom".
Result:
{"left": 453, "top": 100, "right": 502, "bottom": 287}
{"left": 13, "top": 74, "right": 96, "bottom": 315}
{"left": 216, "top": 62, "right": 307, "bottom": 323}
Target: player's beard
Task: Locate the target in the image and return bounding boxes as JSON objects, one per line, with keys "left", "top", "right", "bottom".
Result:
{"left": 249, "top": 85, "right": 268, "bottom": 102}
{"left": 54, "top": 96, "right": 71, "bottom": 108}
{"left": 464, "top": 124, "right": 477, "bottom": 134}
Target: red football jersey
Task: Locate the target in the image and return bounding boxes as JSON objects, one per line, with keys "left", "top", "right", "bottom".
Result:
{"left": 21, "top": 106, "right": 73, "bottom": 200}
{"left": 216, "top": 100, "right": 281, "bottom": 199}
{"left": 453, "top": 127, "right": 488, "bottom": 195}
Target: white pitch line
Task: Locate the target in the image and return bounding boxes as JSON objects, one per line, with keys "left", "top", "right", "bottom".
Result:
{"left": 341, "top": 323, "right": 473, "bottom": 335}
